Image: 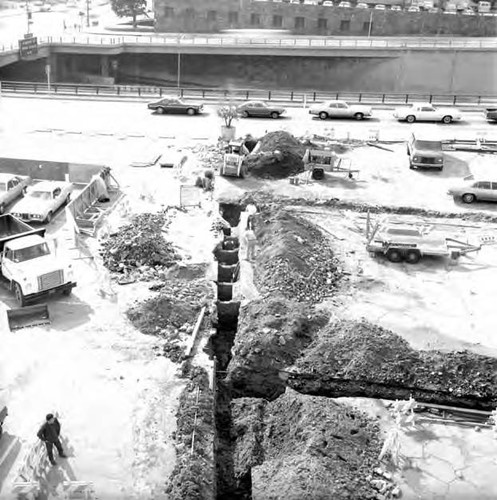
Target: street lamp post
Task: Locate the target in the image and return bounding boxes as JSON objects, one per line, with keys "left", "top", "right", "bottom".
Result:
{"left": 25, "top": 0, "right": 33, "bottom": 34}
{"left": 86, "top": 0, "right": 91, "bottom": 27}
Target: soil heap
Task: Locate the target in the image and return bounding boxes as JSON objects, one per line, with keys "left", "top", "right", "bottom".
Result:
{"left": 289, "top": 319, "right": 497, "bottom": 410}
{"left": 231, "top": 389, "right": 383, "bottom": 500}
{"left": 252, "top": 209, "right": 342, "bottom": 302}
{"left": 100, "top": 211, "right": 180, "bottom": 277}
{"left": 247, "top": 131, "right": 305, "bottom": 179}
{"left": 226, "top": 297, "right": 327, "bottom": 400}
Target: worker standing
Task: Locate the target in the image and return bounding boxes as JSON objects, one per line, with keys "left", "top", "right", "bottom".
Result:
{"left": 37, "top": 413, "right": 67, "bottom": 466}
{"left": 244, "top": 228, "right": 257, "bottom": 261}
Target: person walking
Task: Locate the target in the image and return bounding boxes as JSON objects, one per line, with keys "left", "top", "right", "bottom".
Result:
{"left": 37, "top": 413, "right": 67, "bottom": 466}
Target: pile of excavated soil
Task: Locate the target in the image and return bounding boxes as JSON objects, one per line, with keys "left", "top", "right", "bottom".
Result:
{"left": 231, "top": 389, "right": 384, "bottom": 500}
{"left": 290, "top": 320, "right": 497, "bottom": 410}
{"left": 252, "top": 209, "right": 342, "bottom": 302}
{"left": 247, "top": 131, "right": 305, "bottom": 179}
{"left": 226, "top": 297, "right": 328, "bottom": 400}
{"left": 100, "top": 211, "right": 180, "bottom": 276}
{"left": 166, "top": 367, "right": 215, "bottom": 500}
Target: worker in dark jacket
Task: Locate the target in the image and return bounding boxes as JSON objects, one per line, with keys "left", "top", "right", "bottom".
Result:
{"left": 37, "top": 413, "right": 67, "bottom": 465}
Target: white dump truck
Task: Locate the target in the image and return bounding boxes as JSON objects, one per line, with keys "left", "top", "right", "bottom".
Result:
{"left": 0, "top": 214, "right": 76, "bottom": 306}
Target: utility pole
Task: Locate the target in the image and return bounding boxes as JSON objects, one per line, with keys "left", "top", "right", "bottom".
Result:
{"left": 86, "top": 0, "right": 91, "bottom": 27}
{"left": 25, "top": 0, "right": 32, "bottom": 34}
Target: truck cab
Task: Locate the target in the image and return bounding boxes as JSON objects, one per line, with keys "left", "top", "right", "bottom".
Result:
{"left": 407, "top": 133, "right": 444, "bottom": 171}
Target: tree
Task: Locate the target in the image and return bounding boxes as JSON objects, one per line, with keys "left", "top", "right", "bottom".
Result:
{"left": 111, "top": 0, "right": 147, "bottom": 28}
{"left": 217, "top": 104, "right": 238, "bottom": 128}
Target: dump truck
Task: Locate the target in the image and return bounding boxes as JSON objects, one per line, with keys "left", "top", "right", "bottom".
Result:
{"left": 0, "top": 214, "right": 76, "bottom": 306}
{"left": 220, "top": 141, "right": 249, "bottom": 178}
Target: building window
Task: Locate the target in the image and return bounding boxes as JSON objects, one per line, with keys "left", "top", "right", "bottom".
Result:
{"left": 164, "top": 6, "right": 174, "bottom": 17}
{"left": 363, "top": 21, "right": 372, "bottom": 33}
{"left": 295, "top": 16, "right": 305, "bottom": 29}
{"left": 207, "top": 10, "right": 217, "bottom": 21}
{"left": 184, "top": 8, "right": 195, "bottom": 19}
{"left": 228, "top": 11, "right": 238, "bottom": 23}
{"left": 340, "top": 20, "right": 350, "bottom": 31}
{"left": 273, "top": 15, "right": 283, "bottom": 27}
{"left": 250, "top": 13, "right": 261, "bottom": 25}
{"left": 317, "top": 18, "right": 327, "bottom": 29}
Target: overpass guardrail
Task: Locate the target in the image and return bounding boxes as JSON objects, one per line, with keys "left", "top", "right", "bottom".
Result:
{"left": 1, "top": 34, "right": 497, "bottom": 53}
{"left": 1, "top": 81, "right": 497, "bottom": 107}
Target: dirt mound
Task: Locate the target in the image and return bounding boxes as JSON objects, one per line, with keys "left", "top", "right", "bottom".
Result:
{"left": 289, "top": 320, "right": 497, "bottom": 410}
{"left": 252, "top": 209, "right": 342, "bottom": 302}
{"left": 100, "top": 211, "right": 180, "bottom": 275}
{"left": 166, "top": 367, "right": 215, "bottom": 500}
{"left": 226, "top": 298, "right": 327, "bottom": 399}
{"left": 231, "top": 389, "right": 383, "bottom": 500}
{"left": 247, "top": 131, "right": 305, "bottom": 179}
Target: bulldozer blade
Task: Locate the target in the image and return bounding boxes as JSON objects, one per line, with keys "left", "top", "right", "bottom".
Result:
{"left": 7, "top": 304, "right": 51, "bottom": 331}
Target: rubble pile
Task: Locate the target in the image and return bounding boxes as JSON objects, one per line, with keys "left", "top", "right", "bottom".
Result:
{"left": 226, "top": 297, "right": 327, "bottom": 400}
{"left": 252, "top": 209, "right": 342, "bottom": 302}
{"left": 191, "top": 144, "right": 224, "bottom": 171}
{"left": 231, "top": 389, "right": 385, "bottom": 500}
{"left": 247, "top": 131, "right": 305, "bottom": 179}
{"left": 290, "top": 320, "right": 497, "bottom": 409}
{"left": 100, "top": 212, "right": 180, "bottom": 278}
{"left": 166, "top": 367, "right": 215, "bottom": 500}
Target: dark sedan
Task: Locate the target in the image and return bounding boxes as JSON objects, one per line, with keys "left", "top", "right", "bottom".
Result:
{"left": 486, "top": 108, "right": 497, "bottom": 122}
{"left": 236, "top": 101, "right": 286, "bottom": 119}
{"left": 147, "top": 97, "right": 203, "bottom": 115}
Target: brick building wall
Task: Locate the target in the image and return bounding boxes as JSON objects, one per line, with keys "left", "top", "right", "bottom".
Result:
{"left": 154, "top": 0, "right": 497, "bottom": 36}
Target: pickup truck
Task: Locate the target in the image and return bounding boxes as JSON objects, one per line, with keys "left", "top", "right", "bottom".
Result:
{"left": 0, "top": 173, "right": 31, "bottom": 215}
{"left": 0, "top": 214, "right": 76, "bottom": 306}
{"left": 407, "top": 133, "right": 444, "bottom": 171}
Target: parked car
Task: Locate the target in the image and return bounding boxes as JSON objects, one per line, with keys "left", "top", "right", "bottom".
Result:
{"left": 485, "top": 108, "right": 497, "bottom": 122}
{"left": 338, "top": 1, "right": 351, "bottom": 6}
{"left": 322, "top": 1, "right": 334, "bottom": 5}
{"left": 477, "top": 0, "right": 491, "bottom": 13}
{"left": 407, "top": 5, "right": 420, "bottom": 11}
{"left": 236, "top": 101, "right": 286, "bottom": 119}
{"left": 462, "top": 7, "right": 475, "bottom": 14}
{"left": 147, "top": 97, "right": 204, "bottom": 115}
{"left": 356, "top": 2, "right": 369, "bottom": 8}
{"left": 393, "top": 102, "right": 462, "bottom": 123}
{"left": 309, "top": 100, "right": 372, "bottom": 120}
{"left": 407, "top": 133, "right": 444, "bottom": 170}
{"left": 374, "top": 3, "right": 386, "bottom": 9}
{"left": 390, "top": 5, "right": 402, "bottom": 10}
{"left": 12, "top": 181, "right": 73, "bottom": 223}
{"left": 0, "top": 173, "right": 31, "bottom": 214}
{"left": 448, "top": 179, "right": 497, "bottom": 203}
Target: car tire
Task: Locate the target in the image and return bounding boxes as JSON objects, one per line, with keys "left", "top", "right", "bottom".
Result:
{"left": 405, "top": 249, "right": 421, "bottom": 264}
{"left": 186, "top": 108, "right": 195, "bottom": 116}
{"left": 242, "top": 111, "right": 249, "bottom": 118}
{"left": 319, "top": 112, "right": 329, "bottom": 120}
{"left": 13, "top": 281, "right": 26, "bottom": 307}
{"left": 354, "top": 112, "right": 364, "bottom": 120}
{"left": 386, "top": 249, "right": 404, "bottom": 263}
{"left": 156, "top": 107, "right": 165, "bottom": 114}
{"left": 406, "top": 115, "right": 416, "bottom": 123}
{"left": 45, "top": 211, "right": 53, "bottom": 223}
{"left": 462, "top": 193, "right": 476, "bottom": 203}
{"left": 442, "top": 115, "right": 452, "bottom": 124}
{"left": 270, "top": 112, "right": 279, "bottom": 119}
{"left": 436, "top": 166, "right": 443, "bottom": 171}
{"left": 0, "top": 203, "right": 4, "bottom": 215}
{"left": 409, "top": 163, "right": 415, "bottom": 170}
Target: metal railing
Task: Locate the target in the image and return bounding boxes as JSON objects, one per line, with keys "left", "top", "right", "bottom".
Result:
{"left": 2, "top": 80, "right": 497, "bottom": 106}
{"left": 1, "top": 34, "right": 497, "bottom": 54}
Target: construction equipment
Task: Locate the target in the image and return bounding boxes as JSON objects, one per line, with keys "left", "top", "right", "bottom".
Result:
{"left": 7, "top": 304, "right": 51, "bottom": 331}
{"left": 366, "top": 215, "right": 495, "bottom": 264}
{"left": 220, "top": 141, "right": 249, "bottom": 178}
{"left": 303, "top": 148, "right": 358, "bottom": 180}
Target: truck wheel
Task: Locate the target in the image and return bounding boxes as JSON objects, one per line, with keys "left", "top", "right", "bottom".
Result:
{"left": 13, "top": 282, "right": 26, "bottom": 307}
{"left": 462, "top": 193, "right": 476, "bottom": 203}
{"left": 405, "top": 249, "right": 421, "bottom": 264}
{"left": 319, "top": 112, "right": 329, "bottom": 120}
{"left": 442, "top": 115, "right": 452, "bottom": 124}
{"left": 386, "top": 249, "right": 404, "bottom": 263}
{"left": 0, "top": 203, "right": 4, "bottom": 215}
{"left": 406, "top": 115, "right": 416, "bottom": 123}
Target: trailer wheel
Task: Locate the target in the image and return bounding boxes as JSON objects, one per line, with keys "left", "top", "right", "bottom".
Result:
{"left": 405, "top": 249, "right": 421, "bottom": 264}
{"left": 13, "top": 281, "right": 26, "bottom": 307}
{"left": 386, "top": 249, "right": 404, "bottom": 263}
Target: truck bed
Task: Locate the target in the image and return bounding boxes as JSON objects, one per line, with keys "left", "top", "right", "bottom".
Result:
{"left": 0, "top": 214, "right": 46, "bottom": 249}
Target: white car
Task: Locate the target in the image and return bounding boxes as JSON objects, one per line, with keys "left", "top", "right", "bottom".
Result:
{"left": 309, "top": 100, "right": 373, "bottom": 120}
{"left": 462, "top": 8, "right": 475, "bottom": 14}
{"left": 393, "top": 102, "right": 462, "bottom": 124}
{"left": 391, "top": 5, "right": 402, "bottom": 10}
{"left": 447, "top": 179, "right": 497, "bottom": 204}
{"left": 338, "top": 1, "right": 352, "bottom": 6}
{"left": 12, "top": 181, "right": 73, "bottom": 223}
{"left": 322, "top": 0, "right": 334, "bottom": 5}
{"left": 0, "top": 173, "right": 31, "bottom": 214}
{"left": 374, "top": 3, "right": 386, "bottom": 9}
{"left": 407, "top": 5, "right": 420, "bottom": 11}
{"left": 357, "top": 2, "right": 369, "bottom": 7}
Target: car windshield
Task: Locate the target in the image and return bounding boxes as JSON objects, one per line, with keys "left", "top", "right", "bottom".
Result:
{"left": 0, "top": 183, "right": 6, "bottom": 192}
{"left": 414, "top": 140, "right": 441, "bottom": 150}
{"left": 28, "top": 191, "right": 51, "bottom": 200}
{"left": 12, "top": 243, "right": 50, "bottom": 262}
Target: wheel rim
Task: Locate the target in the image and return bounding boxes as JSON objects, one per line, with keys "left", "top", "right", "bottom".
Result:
{"left": 462, "top": 194, "right": 475, "bottom": 203}
{"left": 187, "top": 108, "right": 195, "bottom": 115}
{"left": 355, "top": 113, "right": 363, "bottom": 120}
{"left": 319, "top": 112, "right": 328, "bottom": 120}
{"left": 271, "top": 112, "right": 279, "bottom": 119}
{"left": 406, "top": 251, "right": 420, "bottom": 263}
{"left": 387, "top": 250, "right": 403, "bottom": 263}
{"left": 157, "top": 108, "right": 165, "bottom": 114}
{"left": 14, "top": 283, "right": 22, "bottom": 304}
{"left": 406, "top": 115, "right": 415, "bottom": 123}
{"left": 242, "top": 111, "right": 249, "bottom": 118}
{"left": 443, "top": 116, "right": 452, "bottom": 124}
{"left": 46, "top": 212, "right": 53, "bottom": 223}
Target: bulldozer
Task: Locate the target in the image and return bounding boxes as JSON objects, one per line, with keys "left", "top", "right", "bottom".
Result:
{"left": 220, "top": 141, "right": 249, "bottom": 178}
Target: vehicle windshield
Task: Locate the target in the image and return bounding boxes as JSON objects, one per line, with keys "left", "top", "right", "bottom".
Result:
{"left": 0, "top": 183, "right": 6, "bottom": 192}
{"left": 28, "top": 191, "right": 51, "bottom": 200}
{"left": 12, "top": 243, "right": 51, "bottom": 262}
{"left": 414, "top": 140, "right": 441, "bottom": 150}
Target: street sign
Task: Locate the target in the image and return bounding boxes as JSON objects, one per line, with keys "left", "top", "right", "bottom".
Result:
{"left": 19, "top": 36, "right": 38, "bottom": 59}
